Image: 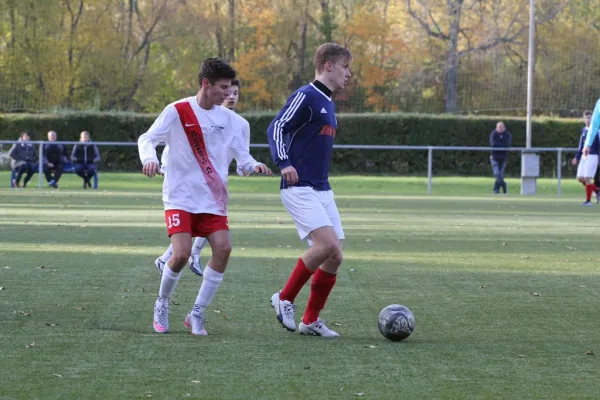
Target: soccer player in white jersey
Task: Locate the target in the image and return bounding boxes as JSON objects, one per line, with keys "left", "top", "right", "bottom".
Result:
{"left": 154, "top": 79, "right": 249, "bottom": 276}
{"left": 138, "top": 58, "right": 272, "bottom": 335}
{"left": 267, "top": 43, "right": 352, "bottom": 337}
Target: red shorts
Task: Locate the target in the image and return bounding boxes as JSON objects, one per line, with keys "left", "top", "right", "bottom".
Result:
{"left": 164, "top": 210, "right": 229, "bottom": 237}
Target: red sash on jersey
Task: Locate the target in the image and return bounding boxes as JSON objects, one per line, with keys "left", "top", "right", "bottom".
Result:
{"left": 174, "top": 101, "right": 228, "bottom": 213}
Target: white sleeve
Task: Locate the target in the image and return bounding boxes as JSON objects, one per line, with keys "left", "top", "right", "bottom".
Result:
{"left": 138, "top": 105, "right": 177, "bottom": 166}
{"left": 230, "top": 120, "right": 259, "bottom": 175}
{"left": 236, "top": 119, "right": 253, "bottom": 176}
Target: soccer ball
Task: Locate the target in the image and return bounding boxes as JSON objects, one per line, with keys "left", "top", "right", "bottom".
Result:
{"left": 378, "top": 304, "right": 415, "bottom": 341}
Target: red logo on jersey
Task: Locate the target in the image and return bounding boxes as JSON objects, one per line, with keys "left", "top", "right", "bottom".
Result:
{"left": 319, "top": 125, "right": 336, "bottom": 138}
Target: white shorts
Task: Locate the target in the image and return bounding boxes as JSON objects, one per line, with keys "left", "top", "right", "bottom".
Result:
{"left": 577, "top": 155, "right": 599, "bottom": 178}
{"left": 280, "top": 186, "right": 345, "bottom": 244}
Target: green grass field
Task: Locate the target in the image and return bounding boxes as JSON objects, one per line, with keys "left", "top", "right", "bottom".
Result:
{"left": 1, "top": 173, "right": 600, "bottom": 399}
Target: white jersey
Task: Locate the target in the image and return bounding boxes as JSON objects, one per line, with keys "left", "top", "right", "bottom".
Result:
{"left": 160, "top": 110, "right": 251, "bottom": 176}
{"left": 138, "top": 97, "right": 259, "bottom": 215}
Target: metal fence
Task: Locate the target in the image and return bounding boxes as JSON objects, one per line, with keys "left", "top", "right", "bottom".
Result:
{"left": 0, "top": 140, "right": 579, "bottom": 195}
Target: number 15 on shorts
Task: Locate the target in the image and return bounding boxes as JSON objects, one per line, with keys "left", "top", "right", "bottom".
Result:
{"left": 167, "top": 213, "right": 180, "bottom": 229}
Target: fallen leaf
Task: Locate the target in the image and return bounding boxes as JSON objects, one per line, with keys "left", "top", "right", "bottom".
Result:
{"left": 333, "top": 323, "right": 342, "bottom": 326}
{"left": 137, "top": 288, "right": 148, "bottom": 292}
{"left": 222, "top": 313, "right": 229, "bottom": 320}
{"left": 52, "top": 374, "right": 63, "bottom": 378}
{"left": 350, "top": 269, "right": 356, "bottom": 272}
{"left": 0, "top": 287, "right": 4, "bottom": 291}
{"left": 214, "top": 310, "right": 221, "bottom": 314}
{"left": 4, "top": 266, "right": 10, "bottom": 269}
{"left": 123, "top": 288, "right": 129, "bottom": 292}
{"left": 93, "top": 287, "right": 99, "bottom": 290}
{"left": 122, "top": 295, "right": 128, "bottom": 298}
{"left": 585, "top": 350, "right": 594, "bottom": 355}
{"left": 530, "top": 292, "right": 540, "bottom": 297}
{"left": 580, "top": 285, "right": 587, "bottom": 288}
{"left": 365, "top": 239, "right": 371, "bottom": 242}
{"left": 191, "top": 380, "right": 201, "bottom": 384}
{"left": 520, "top": 256, "right": 530, "bottom": 259}
{"left": 365, "top": 345, "right": 377, "bottom": 349}
{"left": 304, "top": 366, "right": 311, "bottom": 370}
{"left": 171, "top": 301, "right": 180, "bottom": 306}
{"left": 51, "top": 269, "right": 58, "bottom": 272}
{"left": 479, "top": 285, "right": 487, "bottom": 289}
{"left": 45, "top": 323, "right": 58, "bottom": 327}
{"left": 39, "top": 266, "right": 46, "bottom": 269}
{"left": 354, "top": 393, "right": 365, "bottom": 397}
{"left": 518, "top": 355, "right": 524, "bottom": 358}
{"left": 76, "top": 307, "right": 85, "bottom": 311}
{"left": 502, "top": 242, "right": 507, "bottom": 246}
{"left": 26, "top": 342, "right": 39, "bottom": 348}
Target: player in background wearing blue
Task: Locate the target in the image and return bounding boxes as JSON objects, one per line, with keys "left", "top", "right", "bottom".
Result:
{"left": 571, "top": 110, "right": 600, "bottom": 205}
{"left": 267, "top": 43, "right": 352, "bottom": 337}
{"left": 582, "top": 99, "right": 600, "bottom": 160}
{"left": 154, "top": 80, "right": 249, "bottom": 276}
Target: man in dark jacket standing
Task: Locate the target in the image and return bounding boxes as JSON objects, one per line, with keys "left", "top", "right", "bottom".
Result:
{"left": 490, "top": 122, "right": 512, "bottom": 194}
{"left": 43, "top": 130, "right": 68, "bottom": 188}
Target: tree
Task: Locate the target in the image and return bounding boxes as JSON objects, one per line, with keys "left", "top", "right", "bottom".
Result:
{"left": 405, "top": 0, "right": 531, "bottom": 113}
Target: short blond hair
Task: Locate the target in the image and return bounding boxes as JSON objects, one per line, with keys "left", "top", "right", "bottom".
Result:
{"left": 314, "top": 43, "right": 352, "bottom": 72}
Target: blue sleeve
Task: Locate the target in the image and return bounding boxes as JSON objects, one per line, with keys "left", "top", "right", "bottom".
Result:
{"left": 489, "top": 131, "right": 495, "bottom": 146}
{"left": 267, "top": 91, "right": 311, "bottom": 170}
{"left": 575, "top": 132, "right": 585, "bottom": 161}
{"left": 584, "top": 99, "right": 600, "bottom": 147}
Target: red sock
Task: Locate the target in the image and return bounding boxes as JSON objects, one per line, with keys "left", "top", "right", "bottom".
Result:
{"left": 586, "top": 184, "right": 594, "bottom": 201}
{"left": 590, "top": 184, "right": 599, "bottom": 193}
{"left": 303, "top": 269, "right": 337, "bottom": 325}
{"left": 279, "top": 258, "right": 313, "bottom": 303}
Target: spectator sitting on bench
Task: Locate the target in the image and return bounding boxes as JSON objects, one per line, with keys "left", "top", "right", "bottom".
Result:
{"left": 72, "top": 131, "right": 100, "bottom": 189}
{"left": 9, "top": 132, "right": 38, "bottom": 188}
{"left": 43, "top": 130, "right": 68, "bottom": 188}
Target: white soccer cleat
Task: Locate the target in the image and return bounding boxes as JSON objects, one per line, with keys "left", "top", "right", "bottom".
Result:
{"left": 153, "top": 297, "right": 169, "bottom": 333}
{"left": 154, "top": 257, "right": 165, "bottom": 277}
{"left": 188, "top": 253, "right": 203, "bottom": 277}
{"left": 270, "top": 291, "right": 296, "bottom": 331}
{"left": 299, "top": 319, "right": 339, "bottom": 337}
{"left": 187, "top": 312, "right": 208, "bottom": 336}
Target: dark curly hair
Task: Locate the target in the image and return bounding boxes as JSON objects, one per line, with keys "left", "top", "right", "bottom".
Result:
{"left": 198, "top": 58, "right": 237, "bottom": 86}
{"left": 231, "top": 79, "right": 240, "bottom": 88}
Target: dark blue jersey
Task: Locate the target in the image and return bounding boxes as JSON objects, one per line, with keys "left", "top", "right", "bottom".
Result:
{"left": 575, "top": 126, "right": 600, "bottom": 160}
{"left": 267, "top": 81, "right": 337, "bottom": 191}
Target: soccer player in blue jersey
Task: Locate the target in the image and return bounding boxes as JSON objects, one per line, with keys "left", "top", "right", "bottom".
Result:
{"left": 582, "top": 99, "right": 600, "bottom": 157}
{"left": 267, "top": 43, "right": 352, "bottom": 337}
{"left": 572, "top": 110, "right": 600, "bottom": 205}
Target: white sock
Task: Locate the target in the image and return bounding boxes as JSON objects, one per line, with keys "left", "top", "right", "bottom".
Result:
{"left": 191, "top": 237, "right": 208, "bottom": 257}
{"left": 158, "top": 265, "right": 182, "bottom": 300}
{"left": 192, "top": 266, "right": 223, "bottom": 316}
{"left": 160, "top": 244, "right": 173, "bottom": 262}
